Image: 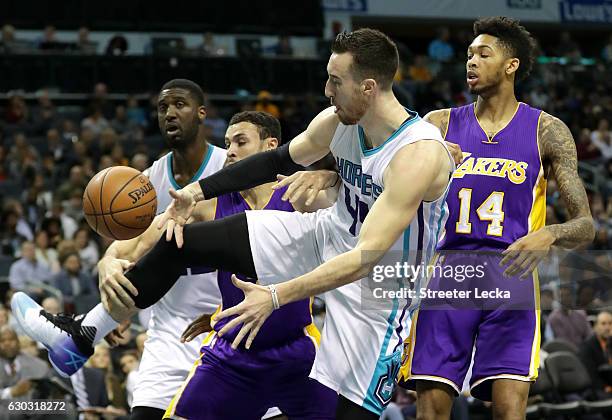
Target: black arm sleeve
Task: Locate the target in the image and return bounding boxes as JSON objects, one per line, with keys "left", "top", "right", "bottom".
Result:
{"left": 199, "top": 143, "right": 304, "bottom": 199}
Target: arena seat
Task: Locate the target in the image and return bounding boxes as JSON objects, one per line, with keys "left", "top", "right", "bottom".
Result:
{"left": 542, "top": 339, "right": 578, "bottom": 354}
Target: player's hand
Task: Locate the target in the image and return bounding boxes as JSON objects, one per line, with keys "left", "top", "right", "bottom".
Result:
{"left": 445, "top": 141, "right": 464, "bottom": 166}
{"left": 181, "top": 313, "right": 213, "bottom": 343}
{"left": 215, "top": 275, "right": 274, "bottom": 350}
{"left": 274, "top": 170, "right": 339, "bottom": 206}
{"left": 104, "top": 320, "right": 131, "bottom": 347}
{"left": 500, "top": 228, "right": 555, "bottom": 279}
{"left": 157, "top": 187, "right": 197, "bottom": 248}
{"left": 11, "top": 379, "right": 32, "bottom": 397}
{"left": 98, "top": 256, "right": 137, "bottom": 317}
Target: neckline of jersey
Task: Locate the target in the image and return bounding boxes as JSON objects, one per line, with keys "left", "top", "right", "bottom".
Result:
{"left": 358, "top": 109, "right": 420, "bottom": 157}
{"left": 472, "top": 101, "right": 523, "bottom": 143}
{"left": 166, "top": 144, "right": 214, "bottom": 190}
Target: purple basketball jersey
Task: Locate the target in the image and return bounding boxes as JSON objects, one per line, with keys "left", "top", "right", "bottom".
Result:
{"left": 439, "top": 102, "right": 546, "bottom": 251}
{"left": 212, "top": 187, "right": 315, "bottom": 350}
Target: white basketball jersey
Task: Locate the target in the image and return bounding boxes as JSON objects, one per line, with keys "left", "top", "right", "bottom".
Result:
{"left": 310, "top": 110, "right": 453, "bottom": 409}
{"left": 144, "top": 144, "right": 226, "bottom": 330}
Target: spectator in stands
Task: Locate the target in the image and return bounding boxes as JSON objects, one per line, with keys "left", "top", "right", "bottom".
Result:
{"left": 17, "top": 336, "right": 38, "bottom": 359}
{"left": 0, "top": 210, "right": 27, "bottom": 257}
{"left": 529, "top": 85, "right": 549, "bottom": 110}
{"left": 8, "top": 241, "right": 50, "bottom": 298}
{"left": 130, "top": 153, "right": 149, "bottom": 172}
{"left": 4, "top": 95, "right": 29, "bottom": 127}
{"left": 428, "top": 27, "right": 454, "bottom": 62}
{"left": 22, "top": 174, "right": 50, "bottom": 228}
{"left": 119, "top": 350, "right": 139, "bottom": 407}
{"left": 111, "top": 105, "right": 135, "bottom": 140}
{"left": 7, "top": 132, "right": 39, "bottom": 181}
{"left": 204, "top": 104, "right": 228, "bottom": 145}
{"left": 591, "top": 118, "right": 612, "bottom": 159}
{"left": 557, "top": 31, "right": 582, "bottom": 60}
{"left": 105, "top": 35, "right": 128, "bottom": 56}
{"left": 38, "top": 25, "right": 58, "bottom": 50}
{"left": 34, "top": 230, "right": 59, "bottom": 274}
{"left": 592, "top": 193, "right": 611, "bottom": 250}
{"left": 41, "top": 296, "right": 61, "bottom": 314}
{"left": 579, "top": 310, "right": 612, "bottom": 398}
{"left": 0, "top": 326, "right": 49, "bottom": 404}
{"left": 0, "top": 307, "right": 8, "bottom": 329}
{"left": 88, "top": 344, "right": 128, "bottom": 410}
{"left": 548, "top": 284, "right": 592, "bottom": 347}
{"left": 31, "top": 90, "right": 57, "bottom": 135}
{"left": 74, "top": 228, "right": 99, "bottom": 275}
{"left": 92, "top": 82, "right": 114, "bottom": 119}
{"left": 408, "top": 55, "right": 433, "bottom": 83}
{"left": 99, "top": 127, "right": 119, "bottom": 157}
{"left": 199, "top": 32, "right": 224, "bottom": 56}
{"left": 56, "top": 164, "right": 87, "bottom": 203}
{"left": 44, "top": 128, "right": 67, "bottom": 165}
{"left": 602, "top": 33, "right": 612, "bottom": 63}
{"left": 577, "top": 128, "right": 602, "bottom": 161}
{"left": 60, "top": 118, "right": 79, "bottom": 143}
{"left": 272, "top": 35, "right": 293, "bottom": 56}
{"left": 0, "top": 24, "right": 16, "bottom": 53}
{"left": 52, "top": 251, "right": 96, "bottom": 311}
{"left": 0, "top": 145, "right": 8, "bottom": 182}
{"left": 254, "top": 90, "right": 280, "bottom": 118}
{"left": 76, "top": 26, "right": 97, "bottom": 54}
{"left": 110, "top": 144, "right": 128, "bottom": 166}
{"left": 81, "top": 104, "right": 110, "bottom": 138}
{"left": 126, "top": 96, "right": 147, "bottom": 128}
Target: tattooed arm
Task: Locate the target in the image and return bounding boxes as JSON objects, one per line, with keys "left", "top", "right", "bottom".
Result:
{"left": 539, "top": 112, "right": 595, "bottom": 248}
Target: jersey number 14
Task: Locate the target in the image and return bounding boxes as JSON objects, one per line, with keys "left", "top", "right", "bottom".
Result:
{"left": 455, "top": 188, "right": 505, "bottom": 237}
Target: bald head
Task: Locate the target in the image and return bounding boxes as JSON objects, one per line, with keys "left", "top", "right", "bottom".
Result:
{"left": 594, "top": 311, "right": 612, "bottom": 340}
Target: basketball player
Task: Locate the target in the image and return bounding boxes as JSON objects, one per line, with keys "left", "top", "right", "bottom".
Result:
{"left": 14, "top": 28, "right": 455, "bottom": 419}
{"left": 127, "top": 111, "right": 339, "bottom": 419}
{"left": 398, "top": 17, "right": 595, "bottom": 420}
{"left": 96, "top": 78, "right": 227, "bottom": 420}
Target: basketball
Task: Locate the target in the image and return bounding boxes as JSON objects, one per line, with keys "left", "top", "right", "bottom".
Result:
{"left": 82, "top": 166, "right": 158, "bottom": 240}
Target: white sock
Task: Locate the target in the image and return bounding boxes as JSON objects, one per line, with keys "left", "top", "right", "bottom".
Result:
{"left": 81, "top": 303, "right": 119, "bottom": 345}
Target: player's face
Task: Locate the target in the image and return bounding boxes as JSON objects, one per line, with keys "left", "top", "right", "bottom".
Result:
{"left": 466, "top": 34, "right": 511, "bottom": 96}
{"left": 224, "top": 122, "right": 278, "bottom": 167}
{"left": 157, "top": 88, "right": 205, "bottom": 149}
{"left": 325, "top": 52, "right": 368, "bottom": 125}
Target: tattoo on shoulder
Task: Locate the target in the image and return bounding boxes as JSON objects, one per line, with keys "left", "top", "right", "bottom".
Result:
{"left": 424, "top": 109, "right": 450, "bottom": 138}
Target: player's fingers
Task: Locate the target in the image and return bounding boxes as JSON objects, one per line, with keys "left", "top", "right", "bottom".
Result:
{"left": 217, "top": 313, "right": 246, "bottom": 337}
{"left": 181, "top": 325, "right": 198, "bottom": 342}
{"left": 273, "top": 174, "right": 290, "bottom": 189}
{"left": 166, "top": 219, "right": 176, "bottom": 242}
{"left": 503, "top": 251, "right": 530, "bottom": 277}
{"left": 305, "top": 188, "right": 319, "bottom": 206}
{"left": 282, "top": 177, "right": 304, "bottom": 201}
{"left": 499, "top": 250, "right": 518, "bottom": 267}
{"left": 288, "top": 183, "right": 311, "bottom": 204}
{"left": 520, "top": 257, "right": 541, "bottom": 280}
{"left": 114, "top": 273, "right": 138, "bottom": 296}
{"left": 231, "top": 274, "right": 251, "bottom": 291}
{"left": 245, "top": 319, "right": 264, "bottom": 350}
{"left": 168, "top": 188, "right": 179, "bottom": 199}
{"left": 107, "top": 277, "right": 136, "bottom": 306}
{"left": 231, "top": 321, "right": 253, "bottom": 349}
{"left": 157, "top": 211, "right": 169, "bottom": 230}
{"left": 104, "top": 333, "right": 117, "bottom": 347}
{"left": 118, "top": 259, "right": 135, "bottom": 272}
{"left": 175, "top": 223, "right": 184, "bottom": 249}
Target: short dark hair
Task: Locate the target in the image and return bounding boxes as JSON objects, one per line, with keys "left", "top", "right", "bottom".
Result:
{"left": 473, "top": 17, "right": 537, "bottom": 82}
{"left": 331, "top": 28, "right": 398, "bottom": 90}
{"left": 228, "top": 111, "right": 282, "bottom": 144}
{"left": 160, "top": 79, "right": 205, "bottom": 106}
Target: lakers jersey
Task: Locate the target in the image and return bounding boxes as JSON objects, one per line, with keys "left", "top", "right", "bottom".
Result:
{"left": 439, "top": 102, "right": 546, "bottom": 251}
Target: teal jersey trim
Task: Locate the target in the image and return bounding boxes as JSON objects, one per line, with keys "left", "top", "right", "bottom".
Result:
{"left": 359, "top": 109, "right": 420, "bottom": 157}
{"left": 166, "top": 145, "right": 214, "bottom": 190}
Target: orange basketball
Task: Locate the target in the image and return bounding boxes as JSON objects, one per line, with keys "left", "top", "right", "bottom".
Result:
{"left": 83, "top": 166, "right": 157, "bottom": 240}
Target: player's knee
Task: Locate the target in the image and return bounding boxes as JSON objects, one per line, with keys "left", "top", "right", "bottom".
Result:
{"left": 491, "top": 398, "right": 526, "bottom": 420}
{"left": 416, "top": 381, "right": 454, "bottom": 420}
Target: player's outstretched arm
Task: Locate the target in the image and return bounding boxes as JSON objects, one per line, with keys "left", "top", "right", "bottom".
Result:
{"left": 501, "top": 113, "right": 595, "bottom": 277}
{"left": 215, "top": 140, "right": 451, "bottom": 349}
{"left": 159, "top": 107, "right": 340, "bottom": 246}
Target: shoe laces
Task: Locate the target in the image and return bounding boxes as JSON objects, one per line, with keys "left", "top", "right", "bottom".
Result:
{"left": 40, "top": 311, "right": 79, "bottom": 335}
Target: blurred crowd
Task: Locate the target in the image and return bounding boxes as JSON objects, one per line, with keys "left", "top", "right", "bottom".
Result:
{"left": 0, "top": 24, "right": 610, "bottom": 419}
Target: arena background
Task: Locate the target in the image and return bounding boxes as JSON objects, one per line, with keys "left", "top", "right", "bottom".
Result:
{"left": 0, "top": 0, "right": 610, "bottom": 418}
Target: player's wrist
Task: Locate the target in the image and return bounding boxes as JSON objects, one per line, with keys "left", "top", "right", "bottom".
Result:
{"left": 188, "top": 182, "right": 204, "bottom": 202}
{"left": 267, "top": 285, "right": 280, "bottom": 310}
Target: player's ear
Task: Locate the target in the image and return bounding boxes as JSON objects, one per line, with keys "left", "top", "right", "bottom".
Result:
{"left": 362, "top": 78, "right": 376, "bottom": 96}
{"left": 198, "top": 105, "right": 207, "bottom": 124}
{"left": 265, "top": 137, "right": 279, "bottom": 150}
{"left": 506, "top": 58, "right": 520, "bottom": 78}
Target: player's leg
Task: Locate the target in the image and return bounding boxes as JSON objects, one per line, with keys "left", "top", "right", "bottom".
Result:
{"left": 10, "top": 213, "right": 255, "bottom": 376}
{"left": 130, "top": 406, "right": 164, "bottom": 420}
{"left": 490, "top": 379, "right": 530, "bottom": 420}
{"left": 335, "top": 395, "right": 379, "bottom": 420}
{"left": 415, "top": 381, "right": 454, "bottom": 420}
